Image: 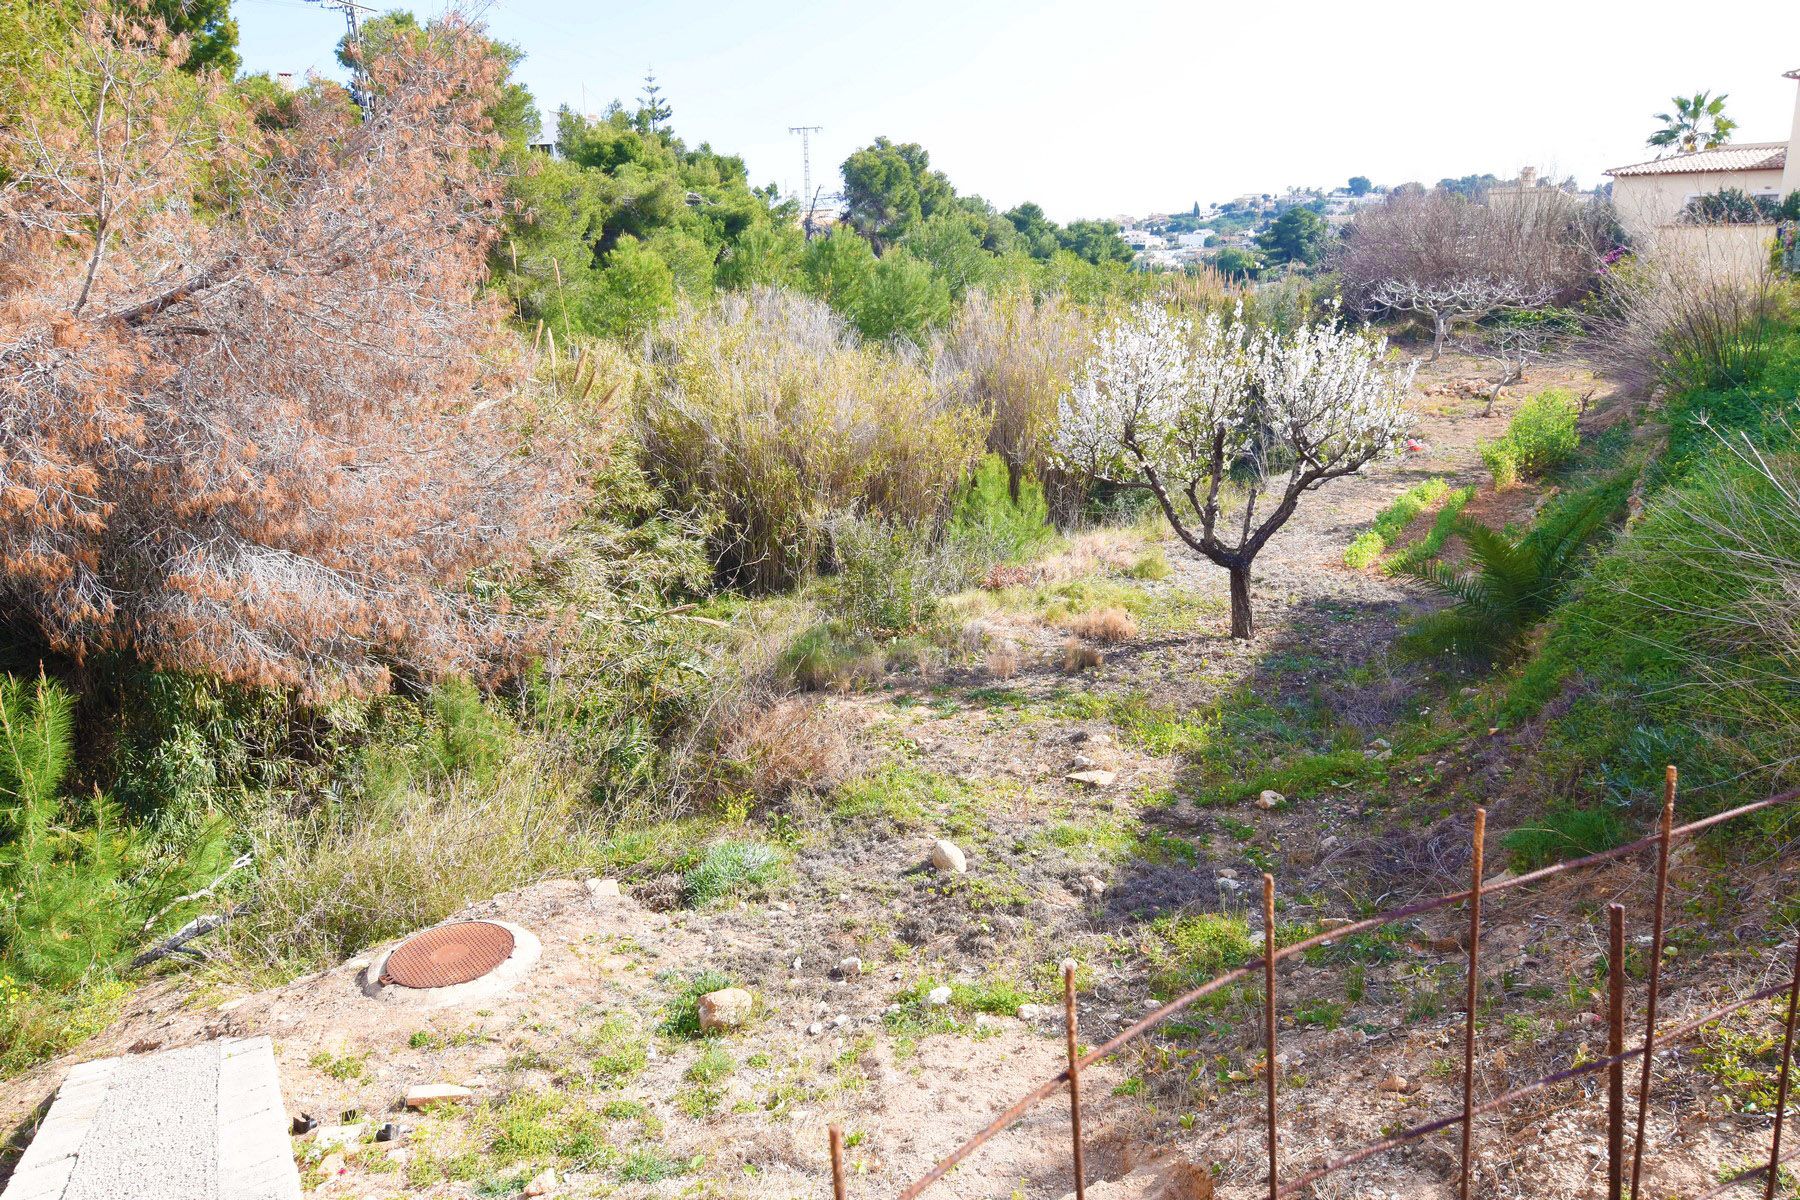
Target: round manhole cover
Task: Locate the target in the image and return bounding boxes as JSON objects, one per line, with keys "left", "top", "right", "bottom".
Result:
{"left": 381, "top": 921, "right": 516, "bottom": 989}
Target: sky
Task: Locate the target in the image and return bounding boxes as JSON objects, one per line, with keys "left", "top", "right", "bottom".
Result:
{"left": 235, "top": 0, "right": 1800, "bottom": 223}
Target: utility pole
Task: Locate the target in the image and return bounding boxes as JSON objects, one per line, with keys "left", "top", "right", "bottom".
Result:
{"left": 788, "top": 125, "right": 823, "bottom": 236}
{"left": 305, "top": 0, "right": 376, "bottom": 111}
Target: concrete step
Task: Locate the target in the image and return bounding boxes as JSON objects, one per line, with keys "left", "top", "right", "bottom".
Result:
{"left": 3, "top": 1037, "right": 299, "bottom": 1200}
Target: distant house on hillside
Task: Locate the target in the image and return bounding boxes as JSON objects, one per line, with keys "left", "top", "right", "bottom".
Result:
{"left": 1605, "top": 67, "right": 1799, "bottom": 245}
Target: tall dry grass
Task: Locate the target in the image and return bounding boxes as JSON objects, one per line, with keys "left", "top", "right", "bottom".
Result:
{"left": 638, "top": 288, "right": 984, "bottom": 592}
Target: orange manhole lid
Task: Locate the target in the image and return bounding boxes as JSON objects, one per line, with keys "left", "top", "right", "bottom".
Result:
{"left": 381, "top": 921, "right": 516, "bottom": 988}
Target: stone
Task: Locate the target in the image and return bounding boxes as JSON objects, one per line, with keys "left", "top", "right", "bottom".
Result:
{"left": 807, "top": 1022, "right": 824, "bottom": 1036}
{"left": 930, "top": 840, "right": 967, "bottom": 874}
{"left": 1078, "top": 874, "right": 1107, "bottom": 899}
{"left": 1066, "top": 769, "right": 1116, "bottom": 787}
{"left": 1255, "top": 790, "right": 1284, "bottom": 809}
{"left": 585, "top": 878, "right": 621, "bottom": 898}
{"left": 926, "top": 985, "right": 953, "bottom": 1007}
{"left": 698, "top": 987, "right": 753, "bottom": 1032}
{"left": 405, "top": 1084, "right": 473, "bottom": 1109}
{"left": 524, "top": 1167, "right": 558, "bottom": 1196}
{"left": 1377, "top": 1073, "right": 1411, "bottom": 1094}
{"left": 837, "top": 956, "right": 863, "bottom": 977}
{"left": 1071, "top": 753, "right": 1099, "bottom": 770}
{"left": 1017, "top": 1003, "right": 1049, "bottom": 1021}
{"left": 316, "top": 1122, "right": 367, "bottom": 1151}
{"left": 319, "top": 1151, "right": 346, "bottom": 1177}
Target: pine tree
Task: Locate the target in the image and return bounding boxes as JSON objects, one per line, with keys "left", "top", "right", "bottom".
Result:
{"left": 639, "top": 68, "right": 671, "bottom": 132}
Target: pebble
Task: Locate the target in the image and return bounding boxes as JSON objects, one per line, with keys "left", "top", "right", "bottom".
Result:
{"left": 837, "top": 956, "right": 863, "bottom": 977}
{"left": 926, "top": 985, "right": 953, "bottom": 1007}
{"left": 1078, "top": 874, "right": 1107, "bottom": 899}
{"left": 585, "top": 878, "right": 621, "bottom": 898}
{"left": 807, "top": 1022, "right": 824, "bottom": 1036}
{"left": 1378, "top": 1073, "right": 1412, "bottom": 1094}
{"left": 524, "top": 1167, "right": 558, "bottom": 1196}
{"left": 930, "top": 840, "right": 967, "bottom": 874}
{"left": 1255, "top": 789, "right": 1284, "bottom": 809}
{"left": 1066, "top": 769, "right": 1117, "bottom": 787}
{"left": 1017, "top": 1003, "right": 1049, "bottom": 1021}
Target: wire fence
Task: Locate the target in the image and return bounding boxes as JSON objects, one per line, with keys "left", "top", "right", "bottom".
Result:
{"left": 824, "top": 767, "right": 1800, "bottom": 1200}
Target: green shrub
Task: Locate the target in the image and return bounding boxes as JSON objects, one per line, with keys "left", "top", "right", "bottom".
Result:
{"left": 1501, "top": 805, "right": 1630, "bottom": 871}
{"left": 828, "top": 517, "right": 945, "bottom": 637}
{"left": 1141, "top": 912, "right": 1255, "bottom": 997}
{"left": 682, "top": 840, "right": 785, "bottom": 906}
{"left": 422, "top": 677, "right": 513, "bottom": 785}
{"left": 1480, "top": 389, "right": 1580, "bottom": 487}
{"left": 1126, "top": 546, "right": 1172, "bottom": 580}
{"left": 1342, "top": 530, "right": 1387, "bottom": 570}
{"left": 777, "top": 622, "right": 885, "bottom": 692}
{"left": 1481, "top": 441, "right": 1520, "bottom": 489}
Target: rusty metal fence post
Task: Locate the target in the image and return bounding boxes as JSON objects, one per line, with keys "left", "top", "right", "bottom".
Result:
{"left": 1629, "top": 765, "right": 1677, "bottom": 1199}
{"left": 1608, "top": 903, "right": 1626, "bottom": 1200}
{"left": 1460, "top": 808, "right": 1487, "bottom": 1200}
{"left": 1263, "top": 872, "right": 1279, "bottom": 1200}
{"left": 1768, "top": 929, "right": 1800, "bottom": 1200}
{"left": 829, "top": 1124, "right": 847, "bottom": 1200}
{"left": 1063, "top": 959, "right": 1088, "bottom": 1200}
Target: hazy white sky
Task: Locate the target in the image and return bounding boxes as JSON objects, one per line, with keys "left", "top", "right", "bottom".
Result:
{"left": 236, "top": 0, "right": 1800, "bottom": 222}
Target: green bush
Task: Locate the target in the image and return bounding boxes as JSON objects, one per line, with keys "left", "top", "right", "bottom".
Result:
{"left": 1506, "top": 389, "right": 1582, "bottom": 475}
{"left": 1501, "top": 805, "right": 1630, "bottom": 871}
{"left": 1481, "top": 389, "right": 1580, "bottom": 487}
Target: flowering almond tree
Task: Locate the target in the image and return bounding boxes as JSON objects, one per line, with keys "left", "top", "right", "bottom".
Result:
{"left": 1058, "top": 304, "right": 1415, "bottom": 639}
{"left": 0, "top": 15, "right": 580, "bottom": 699}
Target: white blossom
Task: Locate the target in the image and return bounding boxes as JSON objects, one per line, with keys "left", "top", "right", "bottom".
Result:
{"left": 1054, "top": 302, "right": 1416, "bottom": 638}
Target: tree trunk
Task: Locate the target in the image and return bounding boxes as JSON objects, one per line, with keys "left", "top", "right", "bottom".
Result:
{"left": 1228, "top": 562, "right": 1254, "bottom": 640}
{"left": 1431, "top": 313, "right": 1448, "bottom": 361}
{"left": 1005, "top": 457, "right": 1024, "bottom": 505}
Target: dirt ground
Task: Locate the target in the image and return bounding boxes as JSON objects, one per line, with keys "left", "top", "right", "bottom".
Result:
{"left": 3, "top": 353, "right": 1791, "bottom": 1200}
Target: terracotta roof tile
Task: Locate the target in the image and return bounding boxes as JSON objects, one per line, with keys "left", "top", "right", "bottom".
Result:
{"left": 1606, "top": 142, "right": 1788, "bottom": 177}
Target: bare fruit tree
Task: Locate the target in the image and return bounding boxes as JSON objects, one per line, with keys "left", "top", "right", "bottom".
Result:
{"left": 1457, "top": 310, "right": 1580, "bottom": 415}
{"left": 1057, "top": 304, "right": 1415, "bottom": 639}
{"left": 1336, "top": 186, "right": 1598, "bottom": 360}
{"left": 1369, "top": 277, "right": 1554, "bottom": 362}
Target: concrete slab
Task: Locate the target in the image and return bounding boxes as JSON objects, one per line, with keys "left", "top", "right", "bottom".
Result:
{"left": 1, "top": 1037, "right": 299, "bottom": 1200}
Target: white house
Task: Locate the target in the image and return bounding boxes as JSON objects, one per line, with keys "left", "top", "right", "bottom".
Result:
{"left": 1606, "top": 67, "right": 1799, "bottom": 239}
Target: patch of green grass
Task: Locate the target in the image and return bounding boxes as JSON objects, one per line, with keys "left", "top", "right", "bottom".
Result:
{"left": 1126, "top": 547, "right": 1173, "bottom": 580}
{"left": 309, "top": 1047, "right": 368, "bottom": 1082}
{"left": 1056, "top": 691, "right": 1216, "bottom": 757}
{"left": 832, "top": 764, "right": 991, "bottom": 836}
{"left": 682, "top": 839, "right": 786, "bottom": 906}
{"left": 601, "top": 1099, "right": 646, "bottom": 1120}
{"left": 618, "top": 1148, "right": 697, "bottom": 1184}
{"left": 1203, "top": 748, "right": 1379, "bottom": 807}
{"left": 1383, "top": 486, "right": 1474, "bottom": 576}
{"left": 1141, "top": 913, "right": 1256, "bottom": 998}
{"left": 584, "top": 1013, "right": 649, "bottom": 1083}
{"left": 1501, "top": 806, "right": 1630, "bottom": 872}
{"left": 777, "top": 621, "right": 884, "bottom": 691}
{"left": 685, "top": 1044, "right": 736, "bottom": 1085}
{"left": 1343, "top": 477, "right": 1450, "bottom": 569}
{"left": 1693, "top": 1001, "right": 1790, "bottom": 1113}
{"left": 1293, "top": 998, "right": 1344, "bottom": 1029}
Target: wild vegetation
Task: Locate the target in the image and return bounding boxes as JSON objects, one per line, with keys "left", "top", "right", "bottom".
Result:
{"left": 2, "top": 9, "right": 1799, "bottom": 1199}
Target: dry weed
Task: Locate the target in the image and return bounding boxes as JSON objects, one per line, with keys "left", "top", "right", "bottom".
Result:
{"left": 985, "top": 641, "right": 1022, "bottom": 679}
{"left": 1060, "top": 639, "right": 1104, "bottom": 672}
{"left": 712, "top": 696, "right": 855, "bottom": 802}
{"left": 1062, "top": 607, "right": 1138, "bottom": 644}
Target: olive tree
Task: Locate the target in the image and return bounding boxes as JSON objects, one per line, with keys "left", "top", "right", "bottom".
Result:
{"left": 1057, "top": 304, "right": 1415, "bottom": 639}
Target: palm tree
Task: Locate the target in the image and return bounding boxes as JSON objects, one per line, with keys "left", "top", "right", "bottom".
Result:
{"left": 1648, "top": 92, "right": 1738, "bottom": 155}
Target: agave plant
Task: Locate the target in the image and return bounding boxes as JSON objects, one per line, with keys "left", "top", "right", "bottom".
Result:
{"left": 1403, "top": 479, "right": 1628, "bottom": 659}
